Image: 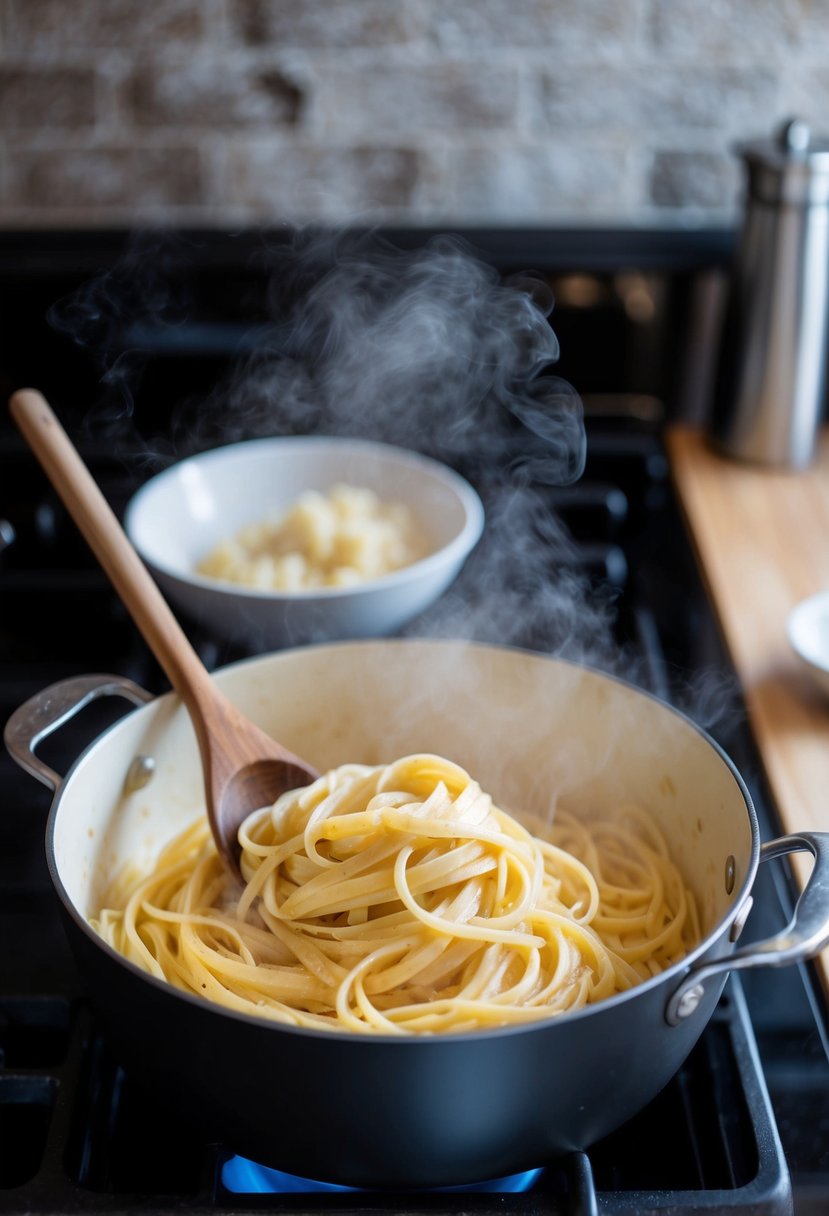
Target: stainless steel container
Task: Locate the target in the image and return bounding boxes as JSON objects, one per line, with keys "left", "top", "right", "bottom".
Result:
{"left": 712, "top": 119, "right": 829, "bottom": 468}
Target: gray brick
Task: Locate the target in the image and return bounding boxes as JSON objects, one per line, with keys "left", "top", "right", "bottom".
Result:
{"left": 429, "top": 0, "right": 642, "bottom": 53}
{"left": 5, "top": 0, "right": 207, "bottom": 50}
{"left": 790, "top": 0, "right": 829, "bottom": 54}
{"left": 537, "top": 64, "right": 781, "bottom": 134}
{"left": 648, "top": 0, "right": 799, "bottom": 58}
{"left": 2, "top": 0, "right": 827, "bottom": 229}
{"left": 649, "top": 151, "right": 737, "bottom": 209}
{"left": 127, "top": 59, "right": 303, "bottom": 128}
{"left": 313, "top": 64, "right": 518, "bottom": 135}
{"left": 783, "top": 62, "right": 829, "bottom": 133}
{"left": 222, "top": 142, "right": 421, "bottom": 219}
{"left": 6, "top": 145, "right": 204, "bottom": 208}
{"left": 428, "top": 142, "right": 634, "bottom": 222}
{"left": 231, "top": 0, "right": 423, "bottom": 48}
{"left": 0, "top": 66, "right": 96, "bottom": 128}
{"left": 132, "top": 147, "right": 205, "bottom": 206}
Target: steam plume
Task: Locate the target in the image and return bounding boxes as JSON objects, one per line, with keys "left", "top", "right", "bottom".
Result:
{"left": 46, "top": 229, "right": 631, "bottom": 680}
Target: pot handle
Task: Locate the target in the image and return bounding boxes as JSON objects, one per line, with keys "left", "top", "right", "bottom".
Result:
{"left": 4, "top": 673, "right": 154, "bottom": 792}
{"left": 666, "top": 831, "right": 829, "bottom": 1025}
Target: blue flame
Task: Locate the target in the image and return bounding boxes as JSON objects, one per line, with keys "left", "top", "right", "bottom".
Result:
{"left": 221, "top": 1156, "right": 544, "bottom": 1195}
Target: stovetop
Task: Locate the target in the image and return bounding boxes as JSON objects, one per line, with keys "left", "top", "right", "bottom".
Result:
{"left": 2, "top": 227, "right": 829, "bottom": 1215}
{"left": 0, "top": 978, "right": 792, "bottom": 1214}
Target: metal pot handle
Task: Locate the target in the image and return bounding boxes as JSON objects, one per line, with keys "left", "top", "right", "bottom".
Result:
{"left": 4, "top": 673, "right": 154, "bottom": 792}
{"left": 666, "top": 831, "right": 829, "bottom": 1025}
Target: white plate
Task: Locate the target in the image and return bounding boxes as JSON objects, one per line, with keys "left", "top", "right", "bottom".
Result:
{"left": 787, "top": 590, "right": 829, "bottom": 697}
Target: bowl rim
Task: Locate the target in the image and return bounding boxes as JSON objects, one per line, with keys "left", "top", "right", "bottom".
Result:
{"left": 787, "top": 588, "right": 829, "bottom": 674}
{"left": 125, "top": 435, "right": 486, "bottom": 602}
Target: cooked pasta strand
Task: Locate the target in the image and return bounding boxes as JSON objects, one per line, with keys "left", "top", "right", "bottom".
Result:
{"left": 91, "top": 753, "right": 699, "bottom": 1034}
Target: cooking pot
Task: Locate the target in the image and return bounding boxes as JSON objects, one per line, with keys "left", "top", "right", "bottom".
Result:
{"left": 6, "top": 640, "right": 829, "bottom": 1188}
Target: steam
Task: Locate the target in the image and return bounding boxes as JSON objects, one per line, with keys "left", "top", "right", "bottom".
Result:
{"left": 45, "top": 228, "right": 731, "bottom": 723}
{"left": 47, "top": 231, "right": 193, "bottom": 435}
{"left": 183, "top": 230, "right": 610, "bottom": 665}
{"left": 172, "top": 231, "right": 585, "bottom": 483}
{"left": 405, "top": 484, "right": 620, "bottom": 665}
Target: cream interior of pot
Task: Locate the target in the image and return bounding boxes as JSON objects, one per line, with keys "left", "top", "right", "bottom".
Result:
{"left": 52, "top": 641, "right": 755, "bottom": 942}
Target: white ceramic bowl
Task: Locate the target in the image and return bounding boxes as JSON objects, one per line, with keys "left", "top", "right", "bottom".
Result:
{"left": 124, "top": 436, "right": 484, "bottom": 648}
{"left": 787, "top": 589, "right": 829, "bottom": 698}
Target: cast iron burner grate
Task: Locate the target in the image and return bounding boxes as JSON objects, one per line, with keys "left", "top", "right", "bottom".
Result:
{"left": 0, "top": 979, "right": 791, "bottom": 1215}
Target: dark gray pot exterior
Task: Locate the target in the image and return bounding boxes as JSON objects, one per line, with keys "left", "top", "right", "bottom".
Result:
{"left": 65, "top": 909, "right": 729, "bottom": 1189}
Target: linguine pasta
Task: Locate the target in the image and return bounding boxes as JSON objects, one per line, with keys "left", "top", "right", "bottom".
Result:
{"left": 92, "top": 753, "right": 699, "bottom": 1035}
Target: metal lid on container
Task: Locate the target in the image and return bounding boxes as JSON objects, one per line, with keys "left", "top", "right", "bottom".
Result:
{"left": 736, "top": 118, "right": 829, "bottom": 206}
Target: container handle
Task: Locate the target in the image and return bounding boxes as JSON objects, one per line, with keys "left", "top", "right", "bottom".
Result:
{"left": 4, "top": 673, "right": 153, "bottom": 792}
{"left": 666, "top": 831, "right": 829, "bottom": 1025}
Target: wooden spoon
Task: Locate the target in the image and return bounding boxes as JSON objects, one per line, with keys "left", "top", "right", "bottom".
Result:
{"left": 10, "top": 388, "right": 319, "bottom": 879}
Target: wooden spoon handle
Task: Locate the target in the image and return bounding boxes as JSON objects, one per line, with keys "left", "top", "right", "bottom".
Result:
{"left": 9, "top": 389, "right": 214, "bottom": 708}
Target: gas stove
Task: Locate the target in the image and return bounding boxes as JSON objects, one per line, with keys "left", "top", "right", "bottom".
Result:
{"left": 1, "top": 227, "right": 828, "bottom": 1215}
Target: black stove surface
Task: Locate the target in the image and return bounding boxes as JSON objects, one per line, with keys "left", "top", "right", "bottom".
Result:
{"left": 0, "top": 980, "right": 792, "bottom": 1214}
{"left": 1, "top": 228, "right": 828, "bottom": 1215}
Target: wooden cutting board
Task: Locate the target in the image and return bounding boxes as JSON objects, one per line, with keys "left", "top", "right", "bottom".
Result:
{"left": 666, "top": 424, "right": 829, "bottom": 956}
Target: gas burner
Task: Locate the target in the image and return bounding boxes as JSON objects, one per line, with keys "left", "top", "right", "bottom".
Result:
{"left": 0, "top": 981, "right": 791, "bottom": 1214}
{"left": 220, "top": 1158, "right": 545, "bottom": 1195}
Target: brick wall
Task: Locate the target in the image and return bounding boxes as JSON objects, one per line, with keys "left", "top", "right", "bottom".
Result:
{"left": 1, "top": 0, "right": 827, "bottom": 229}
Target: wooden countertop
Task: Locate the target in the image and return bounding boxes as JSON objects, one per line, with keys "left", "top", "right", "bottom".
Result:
{"left": 666, "top": 425, "right": 829, "bottom": 921}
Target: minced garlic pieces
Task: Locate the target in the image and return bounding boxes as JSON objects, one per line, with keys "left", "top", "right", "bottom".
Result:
{"left": 197, "top": 484, "right": 426, "bottom": 592}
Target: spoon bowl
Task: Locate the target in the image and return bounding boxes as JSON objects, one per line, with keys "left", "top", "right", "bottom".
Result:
{"left": 9, "top": 388, "right": 319, "bottom": 876}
